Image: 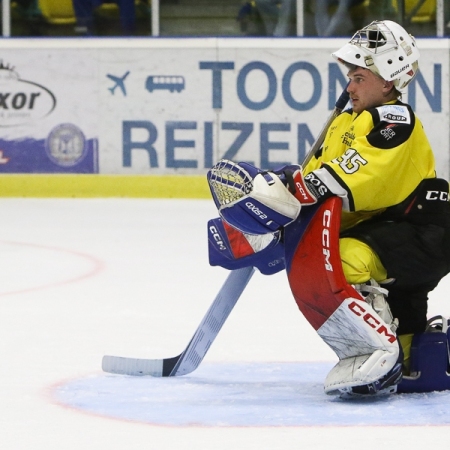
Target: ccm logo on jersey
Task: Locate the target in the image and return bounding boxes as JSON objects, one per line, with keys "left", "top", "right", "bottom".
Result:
{"left": 209, "top": 225, "right": 227, "bottom": 251}
{"left": 322, "top": 209, "right": 333, "bottom": 272}
{"left": 348, "top": 300, "right": 397, "bottom": 343}
{"left": 426, "top": 190, "right": 449, "bottom": 201}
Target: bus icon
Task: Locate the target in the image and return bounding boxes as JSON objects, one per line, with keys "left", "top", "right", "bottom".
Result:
{"left": 146, "top": 75, "right": 185, "bottom": 93}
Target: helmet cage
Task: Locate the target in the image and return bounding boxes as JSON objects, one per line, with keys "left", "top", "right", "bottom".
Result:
{"left": 332, "top": 21, "right": 420, "bottom": 90}
{"left": 350, "top": 24, "right": 399, "bottom": 56}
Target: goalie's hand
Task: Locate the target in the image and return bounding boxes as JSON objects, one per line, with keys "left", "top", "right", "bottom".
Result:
{"left": 284, "top": 167, "right": 318, "bottom": 205}
{"left": 277, "top": 165, "right": 334, "bottom": 206}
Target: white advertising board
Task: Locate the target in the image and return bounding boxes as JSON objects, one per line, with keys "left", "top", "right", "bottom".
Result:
{"left": 0, "top": 38, "right": 448, "bottom": 177}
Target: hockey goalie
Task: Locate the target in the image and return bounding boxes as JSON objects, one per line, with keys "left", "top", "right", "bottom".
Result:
{"left": 207, "top": 20, "right": 450, "bottom": 397}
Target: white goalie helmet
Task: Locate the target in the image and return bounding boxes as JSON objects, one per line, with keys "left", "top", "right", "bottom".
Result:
{"left": 332, "top": 20, "right": 420, "bottom": 90}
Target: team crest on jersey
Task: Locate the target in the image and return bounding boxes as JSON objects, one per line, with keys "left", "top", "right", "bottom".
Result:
{"left": 377, "top": 105, "right": 411, "bottom": 124}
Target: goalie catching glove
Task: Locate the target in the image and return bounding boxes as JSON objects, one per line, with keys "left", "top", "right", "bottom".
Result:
{"left": 207, "top": 160, "right": 301, "bottom": 235}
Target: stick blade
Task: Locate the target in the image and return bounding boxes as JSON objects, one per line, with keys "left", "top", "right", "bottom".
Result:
{"left": 101, "top": 266, "right": 255, "bottom": 378}
{"left": 102, "top": 355, "right": 165, "bottom": 376}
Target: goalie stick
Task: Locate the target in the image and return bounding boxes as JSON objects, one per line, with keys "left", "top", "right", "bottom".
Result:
{"left": 303, "top": 84, "right": 350, "bottom": 167}
{"left": 102, "top": 266, "right": 255, "bottom": 376}
{"left": 102, "top": 86, "right": 350, "bottom": 378}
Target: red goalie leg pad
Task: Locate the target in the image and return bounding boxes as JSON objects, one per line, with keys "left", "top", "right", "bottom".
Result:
{"left": 286, "top": 197, "right": 362, "bottom": 330}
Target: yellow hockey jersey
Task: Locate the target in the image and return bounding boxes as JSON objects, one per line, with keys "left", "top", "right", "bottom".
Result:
{"left": 304, "top": 100, "right": 436, "bottom": 230}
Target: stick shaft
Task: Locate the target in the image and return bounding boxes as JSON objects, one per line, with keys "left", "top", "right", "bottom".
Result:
{"left": 303, "top": 86, "right": 349, "bottom": 167}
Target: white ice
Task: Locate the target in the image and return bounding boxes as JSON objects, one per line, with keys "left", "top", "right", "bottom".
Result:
{"left": 1, "top": 198, "right": 450, "bottom": 450}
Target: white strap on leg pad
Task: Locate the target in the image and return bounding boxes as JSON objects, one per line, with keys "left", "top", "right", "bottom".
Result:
{"left": 317, "top": 297, "right": 400, "bottom": 394}
{"left": 355, "top": 279, "right": 399, "bottom": 333}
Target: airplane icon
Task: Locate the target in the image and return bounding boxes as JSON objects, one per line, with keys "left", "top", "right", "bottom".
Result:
{"left": 107, "top": 71, "right": 130, "bottom": 96}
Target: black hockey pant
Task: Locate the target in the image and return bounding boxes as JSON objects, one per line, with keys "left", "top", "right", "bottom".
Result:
{"left": 342, "top": 219, "right": 450, "bottom": 335}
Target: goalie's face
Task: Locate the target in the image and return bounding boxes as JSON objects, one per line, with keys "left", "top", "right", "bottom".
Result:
{"left": 346, "top": 66, "right": 396, "bottom": 114}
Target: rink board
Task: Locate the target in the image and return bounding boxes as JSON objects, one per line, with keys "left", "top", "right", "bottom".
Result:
{"left": 0, "top": 37, "right": 448, "bottom": 197}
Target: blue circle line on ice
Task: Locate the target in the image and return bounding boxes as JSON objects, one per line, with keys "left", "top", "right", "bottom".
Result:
{"left": 52, "top": 361, "right": 450, "bottom": 427}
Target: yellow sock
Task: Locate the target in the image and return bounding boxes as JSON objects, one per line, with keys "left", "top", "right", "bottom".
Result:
{"left": 398, "top": 334, "right": 414, "bottom": 375}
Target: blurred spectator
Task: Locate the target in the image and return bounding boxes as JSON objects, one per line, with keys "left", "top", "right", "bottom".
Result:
{"left": 254, "top": 0, "right": 296, "bottom": 36}
{"left": 237, "top": 1, "right": 266, "bottom": 36}
{"left": 237, "top": 0, "right": 366, "bottom": 37}
{"left": 7, "top": 0, "right": 46, "bottom": 36}
{"left": 367, "top": 0, "right": 396, "bottom": 20}
{"left": 72, "top": 0, "right": 136, "bottom": 35}
{"left": 315, "top": 0, "right": 367, "bottom": 37}
{"left": 14, "top": 0, "right": 40, "bottom": 15}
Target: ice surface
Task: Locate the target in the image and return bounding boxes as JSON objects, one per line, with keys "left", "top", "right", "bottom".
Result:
{"left": 54, "top": 361, "right": 450, "bottom": 427}
{"left": 1, "top": 198, "right": 450, "bottom": 450}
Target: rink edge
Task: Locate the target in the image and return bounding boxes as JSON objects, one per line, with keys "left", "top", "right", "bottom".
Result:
{"left": 0, "top": 175, "right": 211, "bottom": 198}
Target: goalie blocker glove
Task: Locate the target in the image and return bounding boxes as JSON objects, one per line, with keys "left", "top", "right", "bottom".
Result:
{"left": 277, "top": 165, "right": 335, "bottom": 206}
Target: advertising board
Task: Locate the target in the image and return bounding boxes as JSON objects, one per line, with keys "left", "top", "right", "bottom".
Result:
{"left": 0, "top": 38, "right": 448, "bottom": 177}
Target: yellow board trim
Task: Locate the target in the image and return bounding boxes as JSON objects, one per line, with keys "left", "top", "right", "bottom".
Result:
{"left": 0, "top": 175, "right": 211, "bottom": 198}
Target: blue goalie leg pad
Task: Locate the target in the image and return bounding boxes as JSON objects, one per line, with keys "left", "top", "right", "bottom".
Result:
{"left": 207, "top": 217, "right": 285, "bottom": 275}
{"left": 398, "top": 316, "right": 450, "bottom": 393}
